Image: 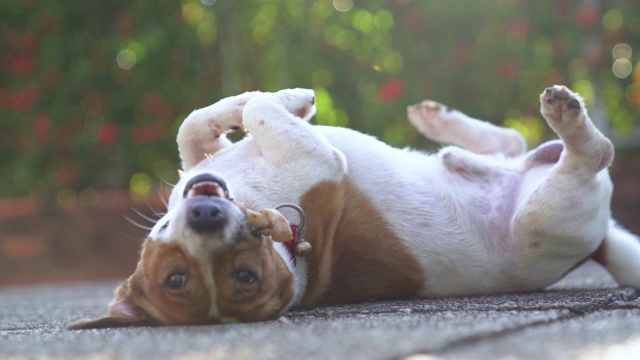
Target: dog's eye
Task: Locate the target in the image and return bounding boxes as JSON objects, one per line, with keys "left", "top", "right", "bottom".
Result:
{"left": 165, "top": 272, "right": 187, "bottom": 290}
{"left": 159, "top": 221, "right": 169, "bottom": 233}
{"left": 234, "top": 269, "right": 257, "bottom": 284}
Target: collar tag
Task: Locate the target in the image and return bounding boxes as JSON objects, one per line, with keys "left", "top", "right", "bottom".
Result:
{"left": 273, "top": 204, "right": 312, "bottom": 266}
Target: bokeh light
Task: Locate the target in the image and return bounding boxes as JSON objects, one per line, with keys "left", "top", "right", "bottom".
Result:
{"left": 130, "top": 172, "right": 151, "bottom": 199}
{"left": 57, "top": 189, "right": 77, "bottom": 209}
{"left": 613, "top": 59, "right": 633, "bottom": 79}
{"left": 333, "top": 0, "right": 353, "bottom": 12}
{"left": 612, "top": 43, "right": 632, "bottom": 61}
{"left": 603, "top": 9, "right": 623, "bottom": 32}
{"left": 116, "top": 49, "right": 136, "bottom": 70}
{"left": 182, "top": 3, "right": 204, "bottom": 25}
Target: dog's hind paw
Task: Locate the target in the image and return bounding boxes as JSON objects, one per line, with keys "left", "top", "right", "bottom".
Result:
{"left": 407, "top": 100, "right": 451, "bottom": 138}
{"left": 540, "top": 85, "right": 585, "bottom": 128}
{"left": 539, "top": 85, "right": 613, "bottom": 171}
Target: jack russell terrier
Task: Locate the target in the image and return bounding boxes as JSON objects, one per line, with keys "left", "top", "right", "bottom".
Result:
{"left": 69, "top": 85, "right": 640, "bottom": 329}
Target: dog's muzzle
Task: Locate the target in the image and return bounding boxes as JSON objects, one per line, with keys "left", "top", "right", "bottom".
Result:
{"left": 183, "top": 173, "right": 232, "bottom": 233}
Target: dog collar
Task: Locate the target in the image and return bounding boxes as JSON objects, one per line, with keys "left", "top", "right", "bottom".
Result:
{"left": 273, "top": 203, "right": 312, "bottom": 267}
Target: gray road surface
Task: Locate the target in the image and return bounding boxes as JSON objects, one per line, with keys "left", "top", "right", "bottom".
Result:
{"left": 2, "top": 261, "right": 640, "bottom": 359}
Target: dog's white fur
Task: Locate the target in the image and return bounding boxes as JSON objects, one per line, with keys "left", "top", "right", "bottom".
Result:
{"left": 163, "top": 86, "right": 640, "bottom": 309}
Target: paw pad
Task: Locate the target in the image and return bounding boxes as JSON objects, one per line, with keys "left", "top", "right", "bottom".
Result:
{"left": 542, "top": 86, "right": 581, "bottom": 111}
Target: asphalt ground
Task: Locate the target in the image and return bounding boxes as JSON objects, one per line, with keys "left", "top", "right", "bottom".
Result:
{"left": 2, "top": 261, "right": 640, "bottom": 360}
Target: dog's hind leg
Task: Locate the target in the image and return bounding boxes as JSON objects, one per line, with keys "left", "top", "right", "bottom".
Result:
{"left": 511, "top": 86, "right": 617, "bottom": 282}
{"left": 592, "top": 221, "right": 640, "bottom": 288}
{"left": 177, "top": 91, "right": 260, "bottom": 170}
{"left": 407, "top": 100, "right": 526, "bottom": 157}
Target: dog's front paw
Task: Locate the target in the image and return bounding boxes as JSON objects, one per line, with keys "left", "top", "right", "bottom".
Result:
{"left": 177, "top": 91, "right": 261, "bottom": 169}
{"left": 274, "top": 88, "right": 316, "bottom": 120}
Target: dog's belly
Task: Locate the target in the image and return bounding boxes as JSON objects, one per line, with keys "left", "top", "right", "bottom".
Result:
{"left": 319, "top": 127, "right": 584, "bottom": 296}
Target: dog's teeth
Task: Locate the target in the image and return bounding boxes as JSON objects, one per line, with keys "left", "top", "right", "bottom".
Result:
{"left": 187, "top": 181, "right": 226, "bottom": 198}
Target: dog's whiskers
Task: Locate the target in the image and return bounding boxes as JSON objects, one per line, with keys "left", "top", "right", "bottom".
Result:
{"left": 124, "top": 215, "right": 154, "bottom": 231}
{"left": 144, "top": 202, "right": 166, "bottom": 218}
{"left": 131, "top": 208, "right": 160, "bottom": 223}
{"left": 157, "top": 183, "right": 171, "bottom": 208}
{"left": 160, "top": 178, "right": 175, "bottom": 188}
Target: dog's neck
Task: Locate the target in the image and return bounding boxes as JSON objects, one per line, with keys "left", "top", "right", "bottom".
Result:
{"left": 273, "top": 241, "right": 308, "bottom": 309}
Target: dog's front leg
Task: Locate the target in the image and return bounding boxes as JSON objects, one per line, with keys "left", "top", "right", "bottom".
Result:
{"left": 177, "top": 91, "right": 260, "bottom": 170}
{"left": 241, "top": 88, "right": 347, "bottom": 174}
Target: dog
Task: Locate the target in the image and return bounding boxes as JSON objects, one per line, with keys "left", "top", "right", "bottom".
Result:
{"left": 68, "top": 85, "right": 640, "bottom": 329}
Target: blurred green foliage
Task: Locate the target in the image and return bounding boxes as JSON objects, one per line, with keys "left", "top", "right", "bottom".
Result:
{"left": 1, "top": 0, "right": 639, "bottom": 203}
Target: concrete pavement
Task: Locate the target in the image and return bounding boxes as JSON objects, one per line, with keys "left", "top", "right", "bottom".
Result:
{"left": 2, "top": 261, "right": 640, "bottom": 359}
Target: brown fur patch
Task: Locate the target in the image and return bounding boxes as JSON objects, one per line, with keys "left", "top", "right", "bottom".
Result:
{"left": 213, "top": 235, "right": 294, "bottom": 322}
{"left": 127, "top": 240, "right": 213, "bottom": 325}
{"left": 299, "top": 180, "right": 425, "bottom": 307}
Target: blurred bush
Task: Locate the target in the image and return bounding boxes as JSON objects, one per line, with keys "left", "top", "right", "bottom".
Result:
{"left": 1, "top": 0, "right": 639, "bottom": 202}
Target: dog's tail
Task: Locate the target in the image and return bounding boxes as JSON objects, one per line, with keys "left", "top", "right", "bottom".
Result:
{"left": 593, "top": 220, "right": 640, "bottom": 288}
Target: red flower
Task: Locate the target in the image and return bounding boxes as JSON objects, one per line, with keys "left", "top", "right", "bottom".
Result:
{"left": 143, "top": 92, "right": 163, "bottom": 113}
{"left": 497, "top": 60, "right": 519, "bottom": 80}
{"left": 585, "top": 47, "right": 603, "bottom": 69}
{"left": 82, "top": 93, "right": 107, "bottom": 113}
{"left": 508, "top": 18, "right": 530, "bottom": 38}
{"left": 116, "top": 12, "right": 136, "bottom": 36}
{"left": 8, "top": 86, "right": 39, "bottom": 111}
{"left": 57, "top": 166, "right": 76, "bottom": 187}
{"left": 577, "top": 5, "right": 599, "bottom": 29}
{"left": 8, "top": 55, "right": 37, "bottom": 75}
{"left": 97, "top": 122, "right": 118, "bottom": 145}
{"left": 19, "top": 34, "right": 38, "bottom": 54}
{"left": 546, "top": 73, "right": 566, "bottom": 86}
{"left": 378, "top": 78, "right": 405, "bottom": 103}
{"left": 143, "top": 92, "right": 177, "bottom": 120}
{"left": 32, "top": 114, "right": 51, "bottom": 140}
{"left": 132, "top": 124, "right": 163, "bottom": 144}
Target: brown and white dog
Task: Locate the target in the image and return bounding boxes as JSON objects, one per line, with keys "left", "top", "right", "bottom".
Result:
{"left": 69, "top": 86, "right": 640, "bottom": 329}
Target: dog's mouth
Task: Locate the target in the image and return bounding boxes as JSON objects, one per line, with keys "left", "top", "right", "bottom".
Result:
{"left": 183, "top": 173, "right": 230, "bottom": 199}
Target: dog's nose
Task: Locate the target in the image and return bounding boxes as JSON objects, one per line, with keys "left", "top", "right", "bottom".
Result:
{"left": 187, "top": 200, "right": 225, "bottom": 233}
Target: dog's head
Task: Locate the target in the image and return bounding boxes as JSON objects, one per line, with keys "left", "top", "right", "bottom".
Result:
{"left": 68, "top": 172, "right": 295, "bottom": 329}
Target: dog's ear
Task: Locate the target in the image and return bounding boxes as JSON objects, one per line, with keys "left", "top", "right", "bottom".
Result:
{"left": 65, "top": 314, "right": 157, "bottom": 330}
{"left": 67, "top": 279, "right": 157, "bottom": 330}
